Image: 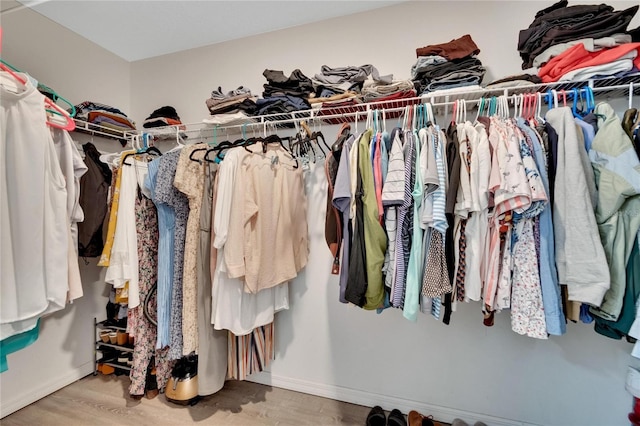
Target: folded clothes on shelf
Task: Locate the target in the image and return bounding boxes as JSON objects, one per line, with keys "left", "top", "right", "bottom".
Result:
{"left": 255, "top": 95, "right": 311, "bottom": 116}
{"left": 74, "top": 101, "right": 136, "bottom": 131}
{"left": 206, "top": 86, "right": 256, "bottom": 115}
{"left": 532, "top": 33, "right": 632, "bottom": 69}
{"left": 538, "top": 42, "right": 640, "bottom": 83}
{"left": 486, "top": 73, "right": 542, "bottom": 87}
{"left": 518, "top": 0, "right": 638, "bottom": 69}
{"left": 412, "top": 55, "right": 486, "bottom": 95}
{"left": 362, "top": 80, "right": 414, "bottom": 102}
{"left": 262, "top": 69, "right": 314, "bottom": 98}
{"left": 416, "top": 34, "right": 480, "bottom": 61}
{"left": 202, "top": 111, "right": 255, "bottom": 126}
{"left": 314, "top": 64, "right": 393, "bottom": 86}
{"left": 143, "top": 106, "right": 185, "bottom": 129}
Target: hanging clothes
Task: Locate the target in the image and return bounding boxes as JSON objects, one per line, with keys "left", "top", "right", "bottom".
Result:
{"left": 197, "top": 162, "right": 228, "bottom": 395}
{"left": 78, "top": 142, "right": 112, "bottom": 258}
{"left": 1, "top": 73, "right": 69, "bottom": 340}
{"left": 588, "top": 103, "right": 640, "bottom": 322}
{"left": 174, "top": 144, "right": 207, "bottom": 356}
{"left": 127, "top": 180, "right": 173, "bottom": 397}
{"left": 145, "top": 157, "right": 174, "bottom": 349}
{"left": 211, "top": 146, "right": 290, "bottom": 336}
{"left": 545, "top": 107, "right": 610, "bottom": 307}
{"left": 333, "top": 135, "right": 357, "bottom": 303}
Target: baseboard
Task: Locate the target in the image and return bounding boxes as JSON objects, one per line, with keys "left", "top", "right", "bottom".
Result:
{"left": 248, "top": 373, "right": 540, "bottom": 426}
{"left": 0, "top": 362, "right": 94, "bottom": 418}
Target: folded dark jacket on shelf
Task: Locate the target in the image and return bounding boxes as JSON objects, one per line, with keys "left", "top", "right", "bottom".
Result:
{"left": 416, "top": 34, "right": 480, "bottom": 60}
{"left": 254, "top": 95, "right": 311, "bottom": 116}
{"left": 518, "top": 1, "right": 638, "bottom": 68}
{"left": 262, "top": 69, "right": 314, "bottom": 98}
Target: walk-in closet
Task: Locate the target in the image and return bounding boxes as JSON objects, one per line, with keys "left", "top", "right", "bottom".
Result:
{"left": 1, "top": 1, "right": 640, "bottom": 425}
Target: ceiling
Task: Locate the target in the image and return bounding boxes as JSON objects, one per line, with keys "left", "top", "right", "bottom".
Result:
{"left": 7, "top": 0, "right": 403, "bottom": 61}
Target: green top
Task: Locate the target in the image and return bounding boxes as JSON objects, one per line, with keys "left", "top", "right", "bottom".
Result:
{"left": 358, "top": 129, "right": 387, "bottom": 309}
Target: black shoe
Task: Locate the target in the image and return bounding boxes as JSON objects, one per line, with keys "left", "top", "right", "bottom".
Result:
{"left": 366, "top": 406, "right": 386, "bottom": 426}
{"left": 387, "top": 409, "right": 407, "bottom": 426}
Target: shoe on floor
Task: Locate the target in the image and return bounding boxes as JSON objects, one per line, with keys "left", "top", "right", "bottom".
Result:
{"left": 408, "top": 410, "right": 437, "bottom": 426}
{"left": 387, "top": 409, "right": 407, "bottom": 426}
{"left": 366, "top": 406, "right": 386, "bottom": 426}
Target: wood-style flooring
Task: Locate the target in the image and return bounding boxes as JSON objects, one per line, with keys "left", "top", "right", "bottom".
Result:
{"left": 2, "top": 374, "right": 377, "bottom": 425}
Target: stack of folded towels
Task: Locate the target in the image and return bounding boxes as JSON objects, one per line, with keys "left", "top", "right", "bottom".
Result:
{"left": 412, "top": 34, "right": 486, "bottom": 94}
{"left": 517, "top": 0, "right": 640, "bottom": 82}
{"left": 74, "top": 101, "right": 136, "bottom": 133}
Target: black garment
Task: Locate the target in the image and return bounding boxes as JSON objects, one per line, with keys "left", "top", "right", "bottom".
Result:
{"left": 345, "top": 163, "right": 368, "bottom": 307}
{"left": 518, "top": 2, "right": 638, "bottom": 69}
{"left": 542, "top": 122, "right": 558, "bottom": 209}
{"left": 255, "top": 96, "right": 310, "bottom": 116}
{"left": 629, "top": 25, "right": 640, "bottom": 42}
{"left": 145, "top": 106, "right": 180, "bottom": 121}
{"left": 262, "top": 69, "right": 314, "bottom": 98}
{"left": 324, "top": 152, "right": 343, "bottom": 275}
{"left": 78, "top": 143, "right": 112, "bottom": 257}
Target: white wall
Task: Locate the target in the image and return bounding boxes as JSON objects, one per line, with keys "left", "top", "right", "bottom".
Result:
{"left": 130, "top": 2, "right": 640, "bottom": 426}
{"left": 0, "top": 5, "right": 131, "bottom": 417}
{"left": 2, "top": 1, "right": 639, "bottom": 424}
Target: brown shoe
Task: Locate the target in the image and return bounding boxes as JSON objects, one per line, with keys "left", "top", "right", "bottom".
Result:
{"left": 408, "top": 411, "right": 443, "bottom": 426}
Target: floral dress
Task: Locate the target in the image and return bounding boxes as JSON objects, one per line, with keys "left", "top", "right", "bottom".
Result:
{"left": 128, "top": 182, "right": 174, "bottom": 396}
{"left": 509, "top": 123, "right": 548, "bottom": 339}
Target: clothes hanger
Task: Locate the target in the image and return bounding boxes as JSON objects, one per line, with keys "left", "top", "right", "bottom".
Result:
{"left": 123, "top": 133, "right": 162, "bottom": 165}
{"left": 332, "top": 123, "right": 351, "bottom": 153}
{"left": 261, "top": 132, "right": 299, "bottom": 168}
{"left": 536, "top": 92, "right": 545, "bottom": 124}
{"left": 0, "top": 57, "right": 76, "bottom": 130}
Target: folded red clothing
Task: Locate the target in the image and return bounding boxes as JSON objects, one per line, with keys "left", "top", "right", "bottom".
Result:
{"left": 539, "top": 42, "right": 640, "bottom": 82}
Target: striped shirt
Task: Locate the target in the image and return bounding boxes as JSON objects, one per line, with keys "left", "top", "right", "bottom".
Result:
{"left": 392, "top": 131, "right": 415, "bottom": 307}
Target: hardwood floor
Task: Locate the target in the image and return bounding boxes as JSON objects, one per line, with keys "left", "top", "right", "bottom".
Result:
{"left": 2, "top": 374, "right": 375, "bottom": 425}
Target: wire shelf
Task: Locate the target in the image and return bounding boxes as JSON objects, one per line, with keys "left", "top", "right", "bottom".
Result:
{"left": 74, "top": 73, "right": 640, "bottom": 143}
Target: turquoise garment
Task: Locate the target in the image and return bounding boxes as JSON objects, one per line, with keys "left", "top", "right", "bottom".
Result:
{"left": 0, "top": 320, "right": 40, "bottom": 373}
{"left": 403, "top": 130, "right": 424, "bottom": 321}
{"left": 381, "top": 132, "right": 390, "bottom": 184}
